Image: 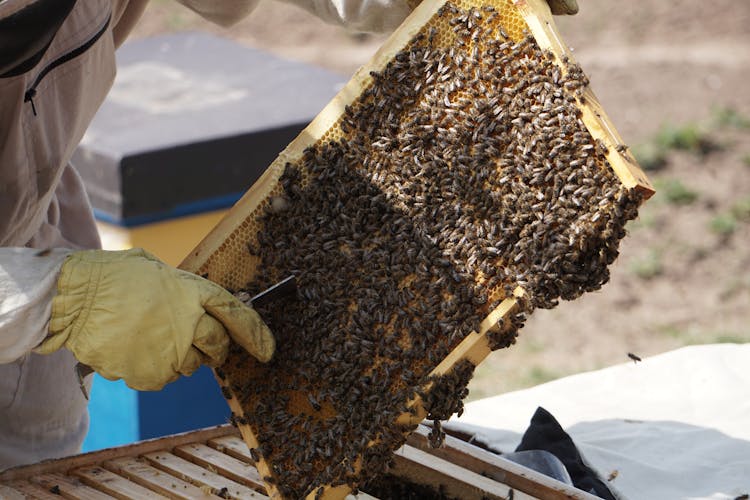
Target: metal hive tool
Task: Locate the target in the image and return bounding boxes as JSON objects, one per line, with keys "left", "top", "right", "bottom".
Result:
{"left": 180, "top": 0, "right": 654, "bottom": 498}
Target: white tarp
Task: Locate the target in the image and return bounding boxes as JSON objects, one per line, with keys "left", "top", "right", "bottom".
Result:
{"left": 446, "top": 344, "right": 750, "bottom": 500}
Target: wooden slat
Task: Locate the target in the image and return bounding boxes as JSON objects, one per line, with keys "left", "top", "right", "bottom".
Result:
{"left": 72, "top": 465, "right": 168, "bottom": 500}
{"left": 0, "top": 483, "right": 29, "bottom": 499}
{"left": 304, "top": 485, "right": 351, "bottom": 500}
{"left": 144, "top": 451, "right": 267, "bottom": 499}
{"left": 104, "top": 457, "right": 221, "bottom": 499}
{"left": 7, "top": 480, "right": 65, "bottom": 499}
{"left": 173, "top": 443, "right": 265, "bottom": 491}
{"left": 32, "top": 473, "right": 115, "bottom": 500}
{"left": 0, "top": 425, "right": 238, "bottom": 482}
{"left": 407, "top": 426, "right": 600, "bottom": 500}
{"left": 207, "top": 436, "right": 255, "bottom": 464}
{"left": 391, "top": 445, "right": 533, "bottom": 500}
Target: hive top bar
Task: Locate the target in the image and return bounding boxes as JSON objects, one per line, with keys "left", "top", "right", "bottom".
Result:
{"left": 180, "top": 0, "right": 653, "bottom": 498}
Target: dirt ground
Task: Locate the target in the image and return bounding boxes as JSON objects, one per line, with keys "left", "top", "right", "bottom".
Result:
{"left": 131, "top": 0, "right": 750, "bottom": 399}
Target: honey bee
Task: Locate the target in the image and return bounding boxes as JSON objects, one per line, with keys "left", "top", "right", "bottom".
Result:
{"left": 628, "top": 352, "right": 642, "bottom": 363}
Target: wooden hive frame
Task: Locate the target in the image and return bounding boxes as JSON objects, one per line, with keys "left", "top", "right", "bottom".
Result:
{"left": 179, "top": 0, "right": 653, "bottom": 498}
{"left": 0, "top": 424, "right": 601, "bottom": 500}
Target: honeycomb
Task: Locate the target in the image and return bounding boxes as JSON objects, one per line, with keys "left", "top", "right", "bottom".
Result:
{"left": 180, "top": 0, "right": 653, "bottom": 498}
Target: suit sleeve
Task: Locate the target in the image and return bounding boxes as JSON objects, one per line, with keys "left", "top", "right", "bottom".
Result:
{"left": 278, "top": 0, "right": 413, "bottom": 32}
{"left": 0, "top": 248, "right": 73, "bottom": 364}
{"left": 175, "top": 0, "right": 413, "bottom": 32}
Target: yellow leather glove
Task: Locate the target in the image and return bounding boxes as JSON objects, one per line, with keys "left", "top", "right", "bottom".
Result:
{"left": 547, "top": 0, "right": 579, "bottom": 15}
{"left": 35, "top": 248, "right": 274, "bottom": 391}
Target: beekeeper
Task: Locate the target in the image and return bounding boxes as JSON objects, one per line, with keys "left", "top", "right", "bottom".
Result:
{"left": 0, "top": 0, "right": 578, "bottom": 470}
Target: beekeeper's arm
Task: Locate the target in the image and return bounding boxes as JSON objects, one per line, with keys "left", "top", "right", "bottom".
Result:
{"left": 0, "top": 247, "right": 274, "bottom": 391}
{"left": 174, "top": 0, "right": 577, "bottom": 34}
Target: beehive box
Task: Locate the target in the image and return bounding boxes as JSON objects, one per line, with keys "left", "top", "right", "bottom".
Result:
{"left": 180, "top": 0, "right": 654, "bottom": 498}
{"left": 0, "top": 424, "right": 599, "bottom": 500}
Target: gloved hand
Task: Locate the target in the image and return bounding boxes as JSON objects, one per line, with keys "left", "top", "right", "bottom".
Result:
{"left": 35, "top": 248, "right": 274, "bottom": 391}
{"left": 547, "top": 0, "right": 578, "bottom": 15}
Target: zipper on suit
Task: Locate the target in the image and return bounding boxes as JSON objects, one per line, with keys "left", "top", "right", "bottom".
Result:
{"left": 24, "top": 13, "right": 111, "bottom": 117}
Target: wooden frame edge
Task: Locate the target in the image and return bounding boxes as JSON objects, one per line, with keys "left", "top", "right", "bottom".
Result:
{"left": 0, "top": 425, "right": 238, "bottom": 482}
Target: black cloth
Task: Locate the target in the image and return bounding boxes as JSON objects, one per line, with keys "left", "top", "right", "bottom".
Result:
{"left": 515, "top": 406, "right": 617, "bottom": 499}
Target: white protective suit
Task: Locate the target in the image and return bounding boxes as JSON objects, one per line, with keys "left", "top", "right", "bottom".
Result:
{"left": 0, "top": 0, "right": 411, "bottom": 469}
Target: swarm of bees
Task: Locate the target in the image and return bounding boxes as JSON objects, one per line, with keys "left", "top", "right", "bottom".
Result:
{"left": 217, "top": 1, "right": 645, "bottom": 497}
{"left": 420, "top": 360, "right": 476, "bottom": 448}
